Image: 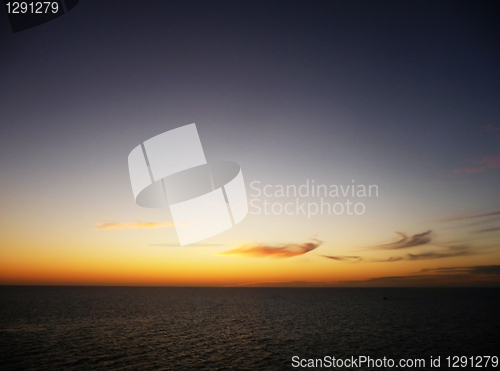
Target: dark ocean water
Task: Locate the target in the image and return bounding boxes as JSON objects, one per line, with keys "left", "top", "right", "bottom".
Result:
{"left": 0, "top": 287, "right": 499, "bottom": 370}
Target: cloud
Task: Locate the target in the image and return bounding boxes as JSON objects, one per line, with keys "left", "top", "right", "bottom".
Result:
{"left": 220, "top": 239, "right": 322, "bottom": 258}
{"left": 480, "top": 155, "right": 500, "bottom": 168}
{"left": 458, "top": 215, "right": 500, "bottom": 228}
{"left": 407, "top": 250, "right": 470, "bottom": 260}
{"left": 437, "top": 180, "right": 470, "bottom": 185}
{"left": 471, "top": 265, "right": 500, "bottom": 274}
{"left": 322, "top": 255, "right": 363, "bottom": 262}
{"left": 454, "top": 155, "right": 500, "bottom": 174}
{"left": 372, "top": 256, "right": 404, "bottom": 262}
{"left": 474, "top": 227, "right": 500, "bottom": 234}
{"left": 453, "top": 167, "right": 484, "bottom": 174}
{"left": 420, "top": 265, "right": 500, "bottom": 275}
{"left": 439, "top": 210, "right": 500, "bottom": 222}
{"left": 374, "top": 230, "right": 432, "bottom": 249}
{"left": 402, "top": 244, "right": 484, "bottom": 261}
{"left": 95, "top": 222, "right": 177, "bottom": 230}
{"left": 321, "top": 255, "right": 403, "bottom": 263}
{"left": 324, "top": 243, "right": 480, "bottom": 264}
{"left": 483, "top": 125, "right": 500, "bottom": 132}
{"left": 336, "top": 265, "right": 500, "bottom": 287}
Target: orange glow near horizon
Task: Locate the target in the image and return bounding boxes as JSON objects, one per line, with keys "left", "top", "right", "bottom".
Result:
{"left": 2, "top": 203, "right": 500, "bottom": 287}
{"left": 2, "top": 236, "right": 499, "bottom": 287}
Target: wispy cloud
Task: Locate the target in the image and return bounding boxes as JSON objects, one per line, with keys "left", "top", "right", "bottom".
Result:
{"left": 454, "top": 155, "right": 500, "bottom": 174}
{"left": 482, "top": 125, "right": 500, "bottom": 132}
{"left": 372, "top": 256, "right": 404, "bottom": 262}
{"left": 322, "top": 255, "right": 405, "bottom": 263}
{"left": 457, "top": 215, "right": 500, "bottom": 228}
{"left": 420, "top": 265, "right": 500, "bottom": 275}
{"left": 438, "top": 210, "right": 500, "bottom": 223}
{"left": 336, "top": 264, "right": 500, "bottom": 286}
{"left": 323, "top": 243, "right": 481, "bottom": 264}
{"left": 437, "top": 180, "right": 470, "bottom": 185}
{"left": 401, "top": 243, "right": 486, "bottom": 262}
{"left": 373, "top": 230, "right": 432, "bottom": 249}
{"left": 322, "top": 255, "right": 363, "bottom": 262}
{"left": 481, "top": 155, "right": 500, "bottom": 168}
{"left": 95, "top": 222, "right": 177, "bottom": 230}
{"left": 407, "top": 249, "right": 471, "bottom": 261}
{"left": 220, "top": 239, "right": 322, "bottom": 258}
{"left": 453, "top": 167, "right": 484, "bottom": 174}
{"left": 474, "top": 227, "right": 500, "bottom": 234}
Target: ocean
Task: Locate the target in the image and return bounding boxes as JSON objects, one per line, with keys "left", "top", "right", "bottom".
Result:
{"left": 0, "top": 287, "right": 499, "bottom": 370}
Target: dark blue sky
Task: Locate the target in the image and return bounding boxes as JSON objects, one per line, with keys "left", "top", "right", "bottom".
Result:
{"left": 1, "top": 1, "right": 499, "bottom": 154}
{"left": 1, "top": 0, "right": 499, "bottom": 223}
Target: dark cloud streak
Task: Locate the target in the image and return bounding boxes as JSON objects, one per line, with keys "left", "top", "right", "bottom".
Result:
{"left": 322, "top": 255, "right": 363, "bottom": 262}
{"left": 474, "top": 227, "right": 500, "bottom": 234}
{"left": 323, "top": 243, "right": 480, "bottom": 263}
{"left": 439, "top": 210, "right": 500, "bottom": 223}
{"left": 421, "top": 265, "right": 500, "bottom": 275}
{"left": 373, "top": 230, "right": 433, "bottom": 250}
{"left": 407, "top": 250, "right": 470, "bottom": 261}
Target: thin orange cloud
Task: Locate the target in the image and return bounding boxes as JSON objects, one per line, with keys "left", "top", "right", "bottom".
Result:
{"left": 220, "top": 239, "right": 322, "bottom": 258}
{"left": 95, "top": 222, "right": 177, "bottom": 230}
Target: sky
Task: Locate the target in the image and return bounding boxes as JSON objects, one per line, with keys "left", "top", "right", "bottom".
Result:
{"left": 1, "top": 0, "right": 499, "bottom": 286}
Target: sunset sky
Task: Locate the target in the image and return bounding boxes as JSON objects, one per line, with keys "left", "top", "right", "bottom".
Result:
{"left": 1, "top": 1, "right": 499, "bottom": 286}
